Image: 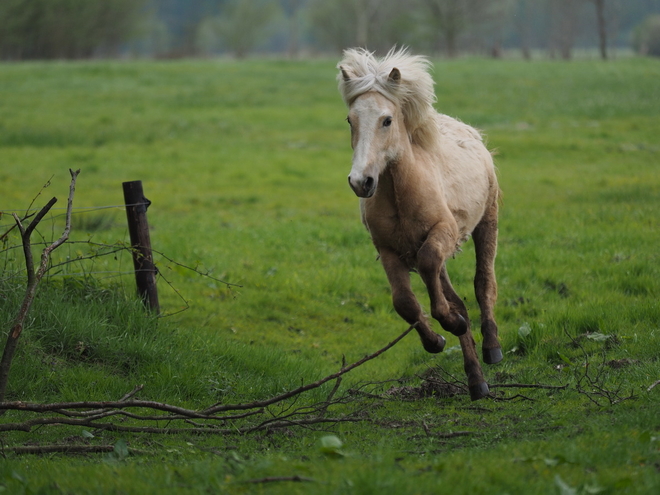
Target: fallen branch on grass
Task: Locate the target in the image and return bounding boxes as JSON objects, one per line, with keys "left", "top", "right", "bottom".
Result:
{"left": 563, "top": 328, "right": 636, "bottom": 406}
{"left": 242, "top": 475, "right": 317, "bottom": 484}
{"left": 492, "top": 393, "right": 535, "bottom": 402}
{"left": 0, "top": 325, "right": 415, "bottom": 437}
{"left": 1, "top": 445, "right": 149, "bottom": 456}
{"left": 421, "top": 422, "right": 475, "bottom": 439}
{"left": 490, "top": 383, "right": 568, "bottom": 390}
{"left": 203, "top": 326, "right": 413, "bottom": 415}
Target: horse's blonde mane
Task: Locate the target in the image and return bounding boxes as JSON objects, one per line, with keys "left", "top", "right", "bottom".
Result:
{"left": 337, "top": 47, "right": 438, "bottom": 149}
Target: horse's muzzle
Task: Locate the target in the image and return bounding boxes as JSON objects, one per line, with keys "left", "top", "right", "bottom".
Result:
{"left": 348, "top": 175, "right": 377, "bottom": 198}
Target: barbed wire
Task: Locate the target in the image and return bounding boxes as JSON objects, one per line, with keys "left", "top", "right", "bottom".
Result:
{"left": 0, "top": 204, "right": 141, "bottom": 232}
{"left": 0, "top": 204, "right": 137, "bottom": 212}
{"left": 1, "top": 202, "right": 240, "bottom": 318}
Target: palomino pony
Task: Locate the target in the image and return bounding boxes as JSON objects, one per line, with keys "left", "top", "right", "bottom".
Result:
{"left": 337, "top": 48, "right": 501, "bottom": 401}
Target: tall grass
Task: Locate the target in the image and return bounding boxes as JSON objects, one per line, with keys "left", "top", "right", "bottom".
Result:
{"left": 0, "top": 275, "right": 329, "bottom": 407}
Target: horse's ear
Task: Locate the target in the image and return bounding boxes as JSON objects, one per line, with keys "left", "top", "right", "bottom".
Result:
{"left": 388, "top": 68, "right": 401, "bottom": 84}
{"left": 340, "top": 66, "right": 352, "bottom": 82}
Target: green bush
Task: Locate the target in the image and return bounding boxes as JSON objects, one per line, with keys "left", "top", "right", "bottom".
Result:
{"left": 632, "top": 15, "right": 660, "bottom": 57}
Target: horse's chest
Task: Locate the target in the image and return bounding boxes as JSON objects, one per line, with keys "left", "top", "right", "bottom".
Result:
{"left": 363, "top": 204, "right": 430, "bottom": 269}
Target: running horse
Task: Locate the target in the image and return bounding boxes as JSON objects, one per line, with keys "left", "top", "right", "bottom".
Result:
{"left": 337, "top": 48, "right": 502, "bottom": 400}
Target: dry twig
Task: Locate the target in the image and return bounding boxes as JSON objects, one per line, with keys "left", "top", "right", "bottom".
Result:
{"left": 490, "top": 383, "right": 568, "bottom": 390}
{"left": 0, "top": 325, "right": 415, "bottom": 437}
{"left": 563, "top": 328, "right": 635, "bottom": 406}
{"left": 242, "top": 475, "right": 317, "bottom": 484}
{"left": 0, "top": 169, "right": 80, "bottom": 402}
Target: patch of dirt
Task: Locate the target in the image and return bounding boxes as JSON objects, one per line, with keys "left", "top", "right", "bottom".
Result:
{"left": 605, "top": 358, "right": 639, "bottom": 369}
{"left": 384, "top": 369, "right": 465, "bottom": 400}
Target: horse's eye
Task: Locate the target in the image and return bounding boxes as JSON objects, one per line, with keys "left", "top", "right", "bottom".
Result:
{"left": 383, "top": 117, "right": 392, "bottom": 127}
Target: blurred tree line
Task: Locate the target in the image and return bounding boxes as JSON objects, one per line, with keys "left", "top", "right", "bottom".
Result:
{"left": 0, "top": 0, "right": 148, "bottom": 59}
{"left": 1, "top": 0, "right": 659, "bottom": 60}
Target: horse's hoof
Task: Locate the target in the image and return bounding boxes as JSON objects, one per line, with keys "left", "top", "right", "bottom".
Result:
{"left": 423, "top": 333, "right": 446, "bottom": 354}
{"left": 448, "top": 314, "right": 468, "bottom": 337}
{"left": 483, "top": 347, "right": 503, "bottom": 364}
{"left": 469, "top": 382, "right": 490, "bottom": 401}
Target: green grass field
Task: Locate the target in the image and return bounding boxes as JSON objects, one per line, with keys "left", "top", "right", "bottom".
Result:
{"left": 0, "top": 56, "right": 659, "bottom": 494}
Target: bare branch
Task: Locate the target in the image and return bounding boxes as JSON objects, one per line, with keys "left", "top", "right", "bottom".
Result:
{"left": 119, "top": 384, "right": 144, "bottom": 401}
{"left": 0, "top": 399, "right": 224, "bottom": 418}
{"left": 492, "top": 394, "right": 535, "bottom": 402}
{"left": 23, "top": 175, "right": 54, "bottom": 218}
{"left": 563, "top": 327, "right": 636, "bottom": 406}
{"left": 4, "top": 444, "right": 150, "bottom": 456}
{"left": 0, "top": 325, "right": 414, "bottom": 437}
{"left": 242, "top": 475, "right": 317, "bottom": 484}
{"left": 490, "top": 383, "right": 568, "bottom": 390}
{"left": 24, "top": 197, "right": 58, "bottom": 241}
{"left": 203, "top": 324, "right": 415, "bottom": 414}
{"left": 434, "top": 430, "right": 475, "bottom": 439}
{"left": 7, "top": 445, "right": 115, "bottom": 455}
{"left": 0, "top": 170, "right": 80, "bottom": 402}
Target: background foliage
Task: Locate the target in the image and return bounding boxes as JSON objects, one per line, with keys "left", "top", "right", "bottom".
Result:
{"left": 1, "top": 0, "right": 660, "bottom": 59}
{"left": 633, "top": 13, "right": 660, "bottom": 55}
{"left": 0, "top": 0, "right": 148, "bottom": 59}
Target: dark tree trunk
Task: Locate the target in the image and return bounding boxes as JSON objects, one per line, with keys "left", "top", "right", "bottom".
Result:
{"left": 594, "top": 0, "right": 608, "bottom": 60}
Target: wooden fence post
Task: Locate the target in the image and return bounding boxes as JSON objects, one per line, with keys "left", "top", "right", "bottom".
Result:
{"left": 122, "top": 181, "right": 159, "bottom": 314}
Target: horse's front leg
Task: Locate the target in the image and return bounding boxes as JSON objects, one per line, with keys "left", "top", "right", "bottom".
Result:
{"left": 416, "top": 223, "right": 468, "bottom": 337}
{"left": 379, "top": 248, "right": 446, "bottom": 353}
{"left": 416, "top": 224, "right": 489, "bottom": 400}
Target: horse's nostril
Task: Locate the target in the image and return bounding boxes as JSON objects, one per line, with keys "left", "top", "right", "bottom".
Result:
{"left": 364, "top": 177, "right": 375, "bottom": 191}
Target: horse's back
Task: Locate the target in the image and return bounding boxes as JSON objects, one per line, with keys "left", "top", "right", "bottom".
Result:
{"left": 435, "top": 113, "right": 484, "bottom": 142}
{"left": 429, "top": 113, "right": 498, "bottom": 238}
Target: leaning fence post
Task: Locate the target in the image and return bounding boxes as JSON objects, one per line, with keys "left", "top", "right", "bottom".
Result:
{"left": 122, "top": 181, "right": 159, "bottom": 314}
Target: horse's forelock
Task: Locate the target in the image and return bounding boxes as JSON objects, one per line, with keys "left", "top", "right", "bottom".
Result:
{"left": 337, "top": 47, "right": 437, "bottom": 147}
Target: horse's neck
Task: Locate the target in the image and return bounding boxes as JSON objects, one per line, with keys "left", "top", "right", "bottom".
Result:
{"left": 383, "top": 145, "right": 433, "bottom": 211}
{"left": 398, "top": 138, "right": 437, "bottom": 179}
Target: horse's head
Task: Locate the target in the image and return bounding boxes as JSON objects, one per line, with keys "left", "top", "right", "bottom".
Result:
{"left": 341, "top": 67, "right": 404, "bottom": 198}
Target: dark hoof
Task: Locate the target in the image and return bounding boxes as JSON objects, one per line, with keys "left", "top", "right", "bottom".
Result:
{"left": 469, "top": 382, "right": 490, "bottom": 401}
{"left": 483, "top": 347, "right": 503, "bottom": 365}
{"left": 422, "top": 333, "right": 446, "bottom": 354}
{"left": 444, "top": 314, "right": 468, "bottom": 337}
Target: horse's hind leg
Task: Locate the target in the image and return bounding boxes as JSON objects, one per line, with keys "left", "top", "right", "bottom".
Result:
{"left": 379, "top": 248, "right": 446, "bottom": 354}
{"left": 440, "top": 266, "right": 489, "bottom": 401}
{"left": 472, "top": 199, "right": 502, "bottom": 364}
